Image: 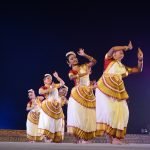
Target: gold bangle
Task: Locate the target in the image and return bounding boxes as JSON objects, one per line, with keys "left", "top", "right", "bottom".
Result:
{"left": 124, "top": 46, "right": 128, "bottom": 51}
{"left": 89, "top": 57, "right": 94, "bottom": 61}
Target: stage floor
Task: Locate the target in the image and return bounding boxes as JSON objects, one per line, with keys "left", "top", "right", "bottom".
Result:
{"left": 1, "top": 130, "right": 150, "bottom": 144}
{"left": 0, "top": 142, "right": 150, "bottom": 150}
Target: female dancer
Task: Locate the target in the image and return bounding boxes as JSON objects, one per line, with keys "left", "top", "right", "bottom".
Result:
{"left": 58, "top": 85, "right": 69, "bottom": 140}
{"left": 96, "top": 41, "right": 143, "bottom": 144}
{"left": 38, "top": 72, "right": 65, "bottom": 143}
{"left": 58, "top": 85, "right": 68, "bottom": 106}
{"left": 26, "top": 89, "right": 43, "bottom": 142}
{"left": 66, "top": 48, "right": 97, "bottom": 143}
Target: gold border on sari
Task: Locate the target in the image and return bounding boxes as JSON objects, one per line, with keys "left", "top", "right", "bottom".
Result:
{"left": 41, "top": 100, "right": 63, "bottom": 119}
{"left": 71, "top": 86, "right": 96, "bottom": 108}
{"left": 96, "top": 123, "right": 127, "bottom": 139}
{"left": 67, "top": 126, "right": 96, "bottom": 141}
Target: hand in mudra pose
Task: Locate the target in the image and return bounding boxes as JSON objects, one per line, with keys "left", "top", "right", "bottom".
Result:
{"left": 137, "top": 48, "right": 143, "bottom": 61}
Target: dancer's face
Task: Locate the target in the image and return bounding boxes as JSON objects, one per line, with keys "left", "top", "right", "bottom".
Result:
{"left": 59, "top": 88, "right": 67, "bottom": 97}
{"left": 68, "top": 54, "right": 78, "bottom": 66}
{"left": 44, "top": 76, "right": 52, "bottom": 85}
{"left": 113, "top": 50, "right": 124, "bottom": 61}
{"left": 28, "top": 92, "right": 35, "bottom": 99}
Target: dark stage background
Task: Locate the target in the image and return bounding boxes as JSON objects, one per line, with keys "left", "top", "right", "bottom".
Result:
{"left": 0, "top": 2, "right": 150, "bottom": 134}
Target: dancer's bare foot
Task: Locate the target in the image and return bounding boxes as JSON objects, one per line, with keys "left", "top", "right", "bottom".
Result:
{"left": 44, "top": 136, "right": 52, "bottom": 143}
{"left": 80, "top": 140, "right": 91, "bottom": 144}
{"left": 47, "top": 139, "right": 52, "bottom": 143}
{"left": 112, "top": 138, "right": 123, "bottom": 145}
{"left": 73, "top": 138, "right": 80, "bottom": 144}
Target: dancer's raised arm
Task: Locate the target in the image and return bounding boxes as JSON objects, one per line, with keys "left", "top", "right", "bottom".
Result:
{"left": 78, "top": 48, "right": 97, "bottom": 67}
{"left": 126, "top": 48, "right": 143, "bottom": 74}
{"left": 106, "top": 41, "right": 133, "bottom": 59}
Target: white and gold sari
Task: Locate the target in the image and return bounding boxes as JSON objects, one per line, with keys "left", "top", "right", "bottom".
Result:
{"left": 67, "top": 64, "right": 96, "bottom": 141}
{"left": 38, "top": 86, "right": 64, "bottom": 142}
{"left": 26, "top": 98, "right": 42, "bottom": 141}
{"left": 96, "top": 60, "right": 131, "bottom": 139}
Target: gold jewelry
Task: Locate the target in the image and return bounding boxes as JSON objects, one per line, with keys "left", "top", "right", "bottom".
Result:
{"left": 89, "top": 57, "right": 94, "bottom": 61}
{"left": 124, "top": 46, "right": 129, "bottom": 51}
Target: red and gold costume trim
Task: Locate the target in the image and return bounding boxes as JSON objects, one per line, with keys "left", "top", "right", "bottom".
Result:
{"left": 27, "top": 97, "right": 41, "bottom": 108}
{"left": 68, "top": 64, "right": 89, "bottom": 85}
{"left": 38, "top": 129, "right": 63, "bottom": 143}
{"left": 71, "top": 86, "right": 96, "bottom": 108}
{"left": 27, "top": 112, "right": 40, "bottom": 125}
{"left": 39, "top": 86, "right": 49, "bottom": 98}
{"left": 41, "top": 100, "right": 63, "bottom": 119}
{"left": 67, "top": 126, "right": 96, "bottom": 141}
{"left": 96, "top": 123, "right": 127, "bottom": 139}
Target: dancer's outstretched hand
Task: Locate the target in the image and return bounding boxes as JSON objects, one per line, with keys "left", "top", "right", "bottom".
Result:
{"left": 128, "top": 41, "right": 133, "bottom": 50}
{"left": 53, "top": 71, "right": 59, "bottom": 78}
{"left": 137, "top": 48, "right": 143, "bottom": 61}
{"left": 78, "top": 48, "right": 85, "bottom": 56}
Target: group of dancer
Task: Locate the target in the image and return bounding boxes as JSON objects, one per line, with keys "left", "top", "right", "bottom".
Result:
{"left": 26, "top": 41, "right": 143, "bottom": 144}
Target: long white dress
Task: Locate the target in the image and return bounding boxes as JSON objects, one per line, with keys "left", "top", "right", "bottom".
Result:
{"left": 38, "top": 86, "right": 64, "bottom": 142}
{"left": 67, "top": 64, "right": 96, "bottom": 141}
{"left": 96, "top": 59, "right": 130, "bottom": 139}
{"left": 26, "top": 98, "right": 42, "bottom": 141}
